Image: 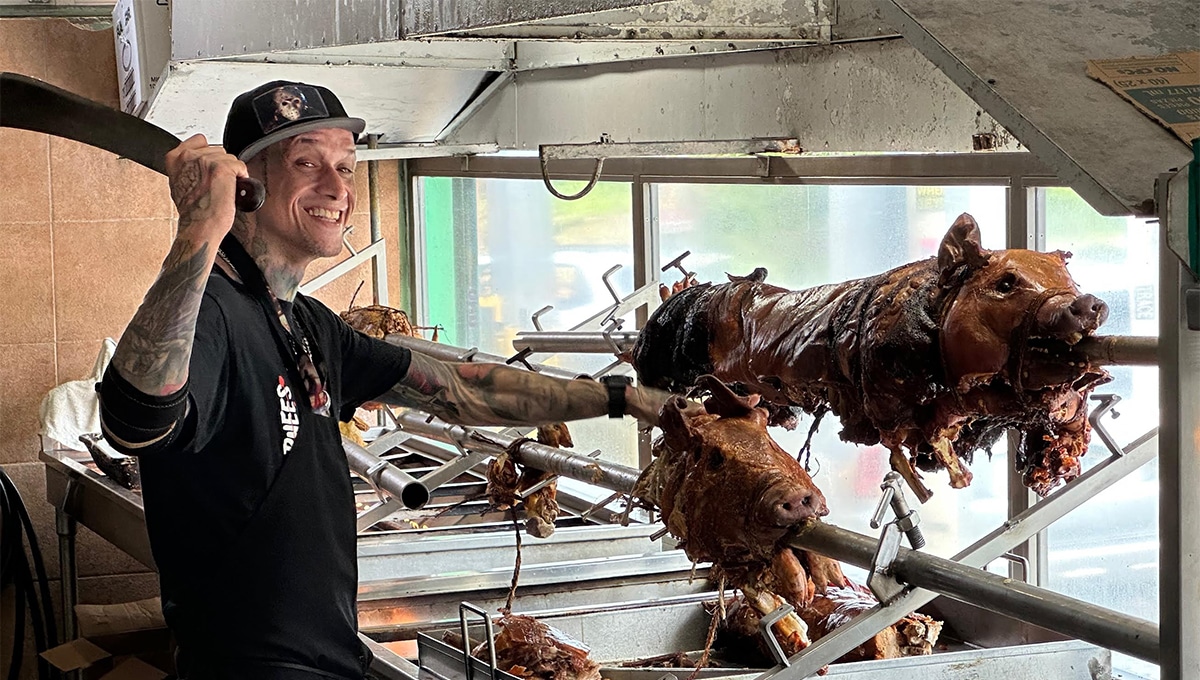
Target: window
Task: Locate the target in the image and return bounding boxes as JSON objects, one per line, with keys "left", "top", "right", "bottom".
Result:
{"left": 656, "top": 183, "right": 1010, "bottom": 559}
{"left": 419, "top": 177, "right": 641, "bottom": 467}
{"left": 1041, "top": 187, "right": 1159, "bottom": 679}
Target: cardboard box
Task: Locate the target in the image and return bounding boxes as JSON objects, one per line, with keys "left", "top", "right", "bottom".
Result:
{"left": 1086, "top": 51, "right": 1200, "bottom": 145}
{"left": 40, "top": 598, "right": 172, "bottom": 680}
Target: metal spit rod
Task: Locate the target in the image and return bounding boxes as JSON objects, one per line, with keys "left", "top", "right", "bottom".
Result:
{"left": 393, "top": 411, "right": 643, "bottom": 496}
{"left": 343, "top": 438, "right": 430, "bottom": 510}
{"left": 385, "top": 334, "right": 595, "bottom": 382}
{"left": 788, "top": 522, "right": 1159, "bottom": 665}
{"left": 394, "top": 409, "right": 1160, "bottom": 666}
{"left": 510, "top": 331, "right": 1160, "bottom": 366}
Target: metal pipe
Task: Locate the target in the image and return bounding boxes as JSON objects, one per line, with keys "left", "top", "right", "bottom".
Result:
{"left": 384, "top": 334, "right": 593, "bottom": 382}
{"left": 393, "top": 412, "right": 643, "bottom": 495}
{"left": 1075, "top": 334, "right": 1158, "bottom": 366}
{"left": 513, "top": 331, "right": 1160, "bottom": 366}
{"left": 512, "top": 331, "right": 640, "bottom": 354}
{"left": 763, "top": 427, "right": 1159, "bottom": 680}
{"left": 788, "top": 522, "right": 1159, "bottom": 665}
{"left": 343, "top": 438, "right": 430, "bottom": 509}
{"left": 367, "top": 134, "right": 382, "bottom": 305}
{"left": 55, "top": 506, "right": 77, "bottom": 641}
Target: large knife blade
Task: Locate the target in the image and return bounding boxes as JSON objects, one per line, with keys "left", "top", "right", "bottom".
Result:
{"left": 0, "top": 72, "right": 264, "bottom": 212}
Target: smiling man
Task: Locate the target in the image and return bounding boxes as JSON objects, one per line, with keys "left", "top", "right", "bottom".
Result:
{"left": 97, "top": 81, "right": 673, "bottom": 680}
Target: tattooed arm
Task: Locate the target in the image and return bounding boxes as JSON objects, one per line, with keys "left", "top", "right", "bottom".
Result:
{"left": 109, "top": 135, "right": 248, "bottom": 396}
{"left": 377, "top": 352, "right": 674, "bottom": 427}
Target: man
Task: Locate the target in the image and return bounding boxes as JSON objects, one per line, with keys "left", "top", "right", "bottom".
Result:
{"left": 98, "top": 80, "right": 673, "bottom": 679}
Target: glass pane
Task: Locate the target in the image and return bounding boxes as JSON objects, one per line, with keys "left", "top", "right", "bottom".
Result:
{"left": 656, "top": 184, "right": 1009, "bottom": 561}
{"left": 1042, "top": 187, "right": 1158, "bottom": 679}
{"left": 419, "top": 177, "right": 640, "bottom": 467}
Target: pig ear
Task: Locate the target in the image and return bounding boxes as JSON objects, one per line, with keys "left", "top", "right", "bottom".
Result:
{"left": 937, "top": 213, "right": 991, "bottom": 286}
{"left": 659, "top": 396, "right": 699, "bottom": 451}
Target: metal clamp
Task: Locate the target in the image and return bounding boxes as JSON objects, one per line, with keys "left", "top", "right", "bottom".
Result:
{"left": 866, "top": 521, "right": 907, "bottom": 605}
{"left": 758, "top": 602, "right": 796, "bottom": 667}
{"left": 363, "top": 459, "right": 392, "bottom": 504}
{"left": 1088, "top": 393, "right": 1124, "bottom": 457}
{"left": 660, "top": 250, "right": 693, "bottom": 280}
{"left": 505, "top": 347, "right": 538, "bottom": 372}
{"left": 459, "top": 602, "right": 497, "bottom": 680}
{"left": 870, "top": 471, "right": 926, "bottom": 549}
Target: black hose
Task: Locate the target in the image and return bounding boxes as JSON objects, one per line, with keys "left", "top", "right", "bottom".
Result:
{"left": 0, "top": 467, "right": 58, "bottom": 680}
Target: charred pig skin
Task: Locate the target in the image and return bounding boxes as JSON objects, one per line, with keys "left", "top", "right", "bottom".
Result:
{"left": 631, "top": 214, "right": 1111, "bottom": 501}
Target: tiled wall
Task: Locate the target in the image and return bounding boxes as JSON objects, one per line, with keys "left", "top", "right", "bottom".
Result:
{"left": 0, "top": 17, "right": 403, "bottom": 671}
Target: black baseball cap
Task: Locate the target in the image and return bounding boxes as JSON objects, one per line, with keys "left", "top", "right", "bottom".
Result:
{"left": 222, "top": 80, "right": 365, "bottom": 160}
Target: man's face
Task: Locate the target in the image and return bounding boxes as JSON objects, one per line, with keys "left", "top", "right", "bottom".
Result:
{"left": 253, "top": 128, "right": 357, "bottom": 267}
{"left": 273, "top": 88, "right": 304, "bottom": 121}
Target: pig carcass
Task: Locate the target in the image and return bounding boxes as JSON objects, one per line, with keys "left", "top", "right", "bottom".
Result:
{"left": 632, "top": 214, "right": 1110, "bottom": 501}
{"left": 446, "top": 614, "right": 602, "bottom": 680}
{"left": 487, "top": 423, "right": 573, "bottom": 538}
{"left": 633, "top": 377, "right": 940, "bottom": 662}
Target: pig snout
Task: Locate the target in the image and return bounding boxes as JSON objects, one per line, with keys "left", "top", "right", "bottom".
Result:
{"left": 1036, "top": 293, "right": 1108, "bottom": 340}
{"left": 762, "top": 483, "right": 828, "bottom": 526}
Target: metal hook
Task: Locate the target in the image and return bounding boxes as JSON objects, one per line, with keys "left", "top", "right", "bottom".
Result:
{"left": 341, "top": 226, "right": 358, "bottom": 256}
{"left": 531, "top": 305, "right": 554, "bottom": 332}
{"left": 601, "top": 265, "right": 624, "bottom": 306}
{"left": 1088, "top": 393, "right": 1124, "bottom": 457}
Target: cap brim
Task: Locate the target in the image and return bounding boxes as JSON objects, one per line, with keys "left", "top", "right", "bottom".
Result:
{"left": 236, "top": 117, "right": 367, "bottom": 161}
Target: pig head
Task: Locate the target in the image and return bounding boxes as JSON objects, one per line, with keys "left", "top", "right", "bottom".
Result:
{"left": 644, "top": 376, "right": 828, "bottom": 573}
{"left": 936, "top": 214, "right": 1108, "bottom": 394}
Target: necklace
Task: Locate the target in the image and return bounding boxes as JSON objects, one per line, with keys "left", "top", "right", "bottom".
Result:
{"left": 217, "top": 240, "right": 331, "bottom": 417}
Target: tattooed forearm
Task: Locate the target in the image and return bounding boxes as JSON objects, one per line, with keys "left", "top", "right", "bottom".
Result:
{"left": 111, "top": 238, "right": 214, "bottom": 396}
{"left": 381, "top": 353, "right": 617, "bottom": 426}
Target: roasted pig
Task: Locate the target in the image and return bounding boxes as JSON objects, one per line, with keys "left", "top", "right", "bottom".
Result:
{"left": 632, "top": 214, "right": 1111, "bottom": 501}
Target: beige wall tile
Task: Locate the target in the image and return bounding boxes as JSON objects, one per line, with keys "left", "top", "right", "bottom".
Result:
{"left": 0, "top": 18, "right": 46, "bottom": 79}
{"left": 78, "top": 572, "right": 159, "bottom": 605}
{"left": 77, "top": 524, "right": 152, "bottom": 578}
{"left": 57, "top": 339, "right": 114, "bottom": 385}
{"left": 53, "top": 219, "right": 172, "bottom": 343}
{"left": 0, "top": 130, "right": 51, "bottom": 222}
{"left": 49, "top": 138, "right": 173, "bottom": 222}
{"left": 0, "top": 345, "right": 57, "bottom": 464}
{"left": 351, "top": 159, "right": 401, "bottom": 220}
{"left": 0, "top": 222, "right": 54, "bottom": 345}
{"left": 42, "top": 19, "right": 119, "bottom": 110}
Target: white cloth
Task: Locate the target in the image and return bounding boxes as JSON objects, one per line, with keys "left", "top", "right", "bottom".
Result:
{"left": 39, "top": 338, "right": 116, "bottom": 451}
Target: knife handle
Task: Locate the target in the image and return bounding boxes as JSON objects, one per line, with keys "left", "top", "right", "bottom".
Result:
{"left": 235, "top": 177, "right": 266, "bottom": 212}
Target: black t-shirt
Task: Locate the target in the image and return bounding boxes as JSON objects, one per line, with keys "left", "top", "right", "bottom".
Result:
{"left": 104, "top": 268, "right": 410, "bottom": 678}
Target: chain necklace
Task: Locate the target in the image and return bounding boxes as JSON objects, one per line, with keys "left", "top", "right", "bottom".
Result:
{"left": 217, "top": 238, "right": 331, "bottom": 417}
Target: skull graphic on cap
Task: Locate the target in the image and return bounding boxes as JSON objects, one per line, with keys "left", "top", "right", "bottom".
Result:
{"left": 252, "top": 83, "right": 330, "bottom": 134}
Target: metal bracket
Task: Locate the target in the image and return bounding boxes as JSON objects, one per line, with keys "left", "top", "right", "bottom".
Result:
{"left": 758, "top": 602, "right": 797, "bottom": 667}
{"left": 870, "top": 471, "right": 926, "bottom": 549}
{"left": 1087, "top": 393, "right": 1124, "bottom": 457}
{"left": 458, "top": 602, "right": 497, "bottom": 680}
{"left": 866, "top": 522, "right": 907, "bottom": 605}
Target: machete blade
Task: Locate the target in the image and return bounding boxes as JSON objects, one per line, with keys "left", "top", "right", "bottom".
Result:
{"left": 0, "top": 72, "right": 264, "bottom": 211}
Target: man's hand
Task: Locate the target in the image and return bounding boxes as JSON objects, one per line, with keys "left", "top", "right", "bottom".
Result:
{"left": 165, "top": 134, "right": 248, "bottom": 240}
